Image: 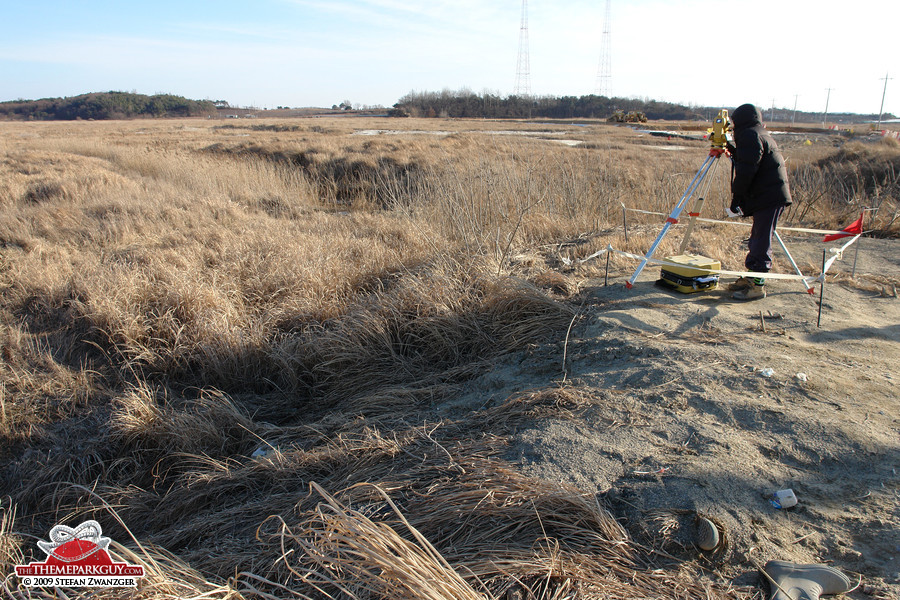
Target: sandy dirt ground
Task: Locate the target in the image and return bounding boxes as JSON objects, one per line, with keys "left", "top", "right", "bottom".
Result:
{"left": 440, "top": 236, "right": 899, "bottom": 599}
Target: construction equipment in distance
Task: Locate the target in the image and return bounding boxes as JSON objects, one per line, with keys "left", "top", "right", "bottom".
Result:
{"left": 608, "top": 110, "right": 647, "bottom": 123}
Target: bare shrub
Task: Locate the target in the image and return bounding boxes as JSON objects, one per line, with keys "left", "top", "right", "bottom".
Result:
{"left": 789, "top": 137, "right": 900, "bottom": 235}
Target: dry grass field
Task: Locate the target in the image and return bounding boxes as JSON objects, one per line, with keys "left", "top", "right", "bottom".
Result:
{"left": 1, "top": 116, "right": 898, "bottom": 599}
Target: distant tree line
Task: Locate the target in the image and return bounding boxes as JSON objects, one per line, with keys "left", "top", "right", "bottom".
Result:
{"left": 2, "top": 89, "right": 889, "bottom": 124}
{"left": 389, "top": 89, "right": 892, "bottom": 124}
{"left": 0, "top": 92, "right": 217, "bottom": 120}
{"left": 389, "top": 90, "right": 704, "bottom": 120}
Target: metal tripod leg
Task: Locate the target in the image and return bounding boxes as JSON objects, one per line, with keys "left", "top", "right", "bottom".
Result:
{"left": 626, "top": 152, "right": 721, "bottom": 288}
{"left": 678, "top": 157, "right": 720, "bottom": 254}
{"left": 774, "top": 230, "right": 816, "bottom": 293}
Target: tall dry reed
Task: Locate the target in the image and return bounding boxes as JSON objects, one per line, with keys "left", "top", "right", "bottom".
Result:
{"left": 1, "top": 116, "right": 896, "bottom": 600}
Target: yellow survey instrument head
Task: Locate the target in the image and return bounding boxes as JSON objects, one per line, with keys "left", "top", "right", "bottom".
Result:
{"left": 707, "top": 109, "right": 731, "bottom": 149}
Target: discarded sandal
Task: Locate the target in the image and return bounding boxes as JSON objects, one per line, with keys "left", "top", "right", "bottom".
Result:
{"left": 695, "top": 516, "right": 720, "bottom": 551}
{"left": 762, "top": 560, "right": 852, "bottom": 600}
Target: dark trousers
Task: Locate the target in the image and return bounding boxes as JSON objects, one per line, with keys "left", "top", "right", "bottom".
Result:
{"left": 746, "top": 204, "right": 784, "bottom": 273}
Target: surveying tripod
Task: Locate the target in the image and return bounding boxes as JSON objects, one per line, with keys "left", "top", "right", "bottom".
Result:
{"left": 625, "top": 109, "right": 814, "bottom": 292}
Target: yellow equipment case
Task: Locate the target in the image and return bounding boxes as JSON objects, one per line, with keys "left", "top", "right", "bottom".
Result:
{"left": 657, "top": 254, "right": 720, "bottom": 293}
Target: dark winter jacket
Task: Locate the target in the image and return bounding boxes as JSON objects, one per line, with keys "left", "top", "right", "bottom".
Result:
{"left": 728, "top": 103, "right": 792, "bottom": 217}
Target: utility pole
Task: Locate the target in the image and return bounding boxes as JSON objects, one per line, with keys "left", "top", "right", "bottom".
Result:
{"left": 824, "top": 88, "right": 832, "bottom": 128}
{"left": 877, "top": 73, "right": 892, "bottom": 130}
{"left": 770, "top": 98, "right": 775, "bottom": 121}
{"left": 792, "top": 94, "right": 799, "bottom": 125}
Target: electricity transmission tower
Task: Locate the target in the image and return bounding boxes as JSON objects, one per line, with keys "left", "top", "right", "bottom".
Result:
{"left": 514, "top": 0, "right": 532, "bottom": 97}
{"left": 595, "top": 0, "right": 612, "bottom": 97}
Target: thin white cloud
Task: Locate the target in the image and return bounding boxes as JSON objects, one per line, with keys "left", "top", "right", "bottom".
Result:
{"left": 0, "top": 34, "right": 339, "bottom": 70}
{"left": 281, "top": 0, "right": 511, "bottom": 37}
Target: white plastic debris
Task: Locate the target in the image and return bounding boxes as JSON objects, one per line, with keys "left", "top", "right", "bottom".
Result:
{"left": 251, "top": 447, "right": 270, "bottom": 458}
{"left": 760, "top": 368, "right": 775, "bottom": 378}
{"left": 770, "top": 488, "right": 798, "bottom": 509}
{"left": 796, "top": 373, "right": 808, "bottom": 382}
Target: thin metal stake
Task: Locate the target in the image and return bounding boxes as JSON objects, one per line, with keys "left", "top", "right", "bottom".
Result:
{"left": 851, "top": 210, "right": 865, "bottom": 278}
{"left": 605, "top": 251, "right": 610, "bottom": 286}
{"left": 622, "top": 205, "right": 628, "bottom": 244}
{"left": 817, "top": 250, "right": 826, "bottom": 328}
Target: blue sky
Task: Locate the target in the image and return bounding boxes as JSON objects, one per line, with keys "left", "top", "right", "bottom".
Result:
{"left": 1, "top": 0, "right": 897, "bottom": 116}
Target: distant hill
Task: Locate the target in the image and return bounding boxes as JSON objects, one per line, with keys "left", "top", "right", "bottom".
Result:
{"left": 0, "top": 91, "right": 217, "bottom": 120}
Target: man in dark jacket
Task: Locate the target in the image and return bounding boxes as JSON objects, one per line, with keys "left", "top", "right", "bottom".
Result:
{"left": 726, "top": 103, "right": 792, "bottom": 300}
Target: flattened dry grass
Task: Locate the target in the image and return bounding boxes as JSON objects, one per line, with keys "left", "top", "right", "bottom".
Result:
{"left": 3, "top": 420, "right": 732, "bottom": 600}
{"left": 1, "top": 116, "right": 896, "bottom": 599}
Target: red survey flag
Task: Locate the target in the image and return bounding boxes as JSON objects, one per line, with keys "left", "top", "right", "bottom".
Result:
{"left": 823, "top": 213, "right": 863, "bottom": 242}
